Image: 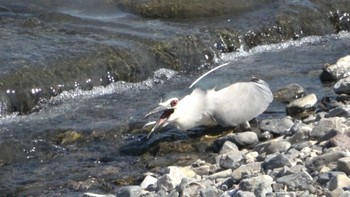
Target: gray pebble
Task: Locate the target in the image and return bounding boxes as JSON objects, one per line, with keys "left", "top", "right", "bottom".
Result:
{"left": 320, "top": 55, "right": 350, "bottom": 81}
{"left": 334, "top": 76, "right": 350, "bottom": 94}
{"left": 328, "top": 174, "right": 350, "bottom": 191}
{"left": 263, "top": 154, "right": 292, "bottom": 170}
{"left": 276, "top": 171, "right": 313, "bottom": 190}
{"left": 306, "top": 151, "right": 349, "bottom": 172}
{"left": 337, "top": 157, "right": 350, "bottom": 175}
{"left": 239, "top": 175, "right": 273, "bottom": 197}
{"left": 273, "top": 83, "right": 305, "bottom": 103}
{"left": 116, "top": 186, "right": 141, "bottom": 197}
{"left": 286, "top": 94, "right": 317, "bottom": 116}
{"left": 218, "top": 151, "right": 243, "bottom": 169}
{"left": 260, "top": 117, "right": 294, "bottom": 136}
{"left": 325, "top": 105, "right": 350, "bottom": 118}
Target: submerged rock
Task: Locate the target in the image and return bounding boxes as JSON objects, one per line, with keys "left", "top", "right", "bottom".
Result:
{"left": 273, "top": 83, "right": 305, "bottom": 103}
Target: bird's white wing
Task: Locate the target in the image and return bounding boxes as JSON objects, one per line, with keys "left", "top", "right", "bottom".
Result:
{"left": 209, "top": 80, "right": 273, "bottom": 126}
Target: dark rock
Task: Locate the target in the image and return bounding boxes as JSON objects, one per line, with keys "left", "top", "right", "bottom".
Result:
{"left": 273, "top": 83, "right": 305, "bottom": 103}
{"left": 239, "top": 175, "right": 273, "bottom": 197}
{"left": 276, "top": 171, "right": 313, "bottom": 190}
{"left": 260, "top": 118, "right": 294, "bottom": 136}
{"left": 116, "top": 185, "right": 141, "bottom": 197}
{"left": 325, "top": 105, "right": 350, "bottom": 118}
{"left": 263, "top": 154, "right": 293, "bottom": 170}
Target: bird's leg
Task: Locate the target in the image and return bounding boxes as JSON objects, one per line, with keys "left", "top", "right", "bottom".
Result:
{"left": 143, "top": 121, "right": 157, "bottom": 138}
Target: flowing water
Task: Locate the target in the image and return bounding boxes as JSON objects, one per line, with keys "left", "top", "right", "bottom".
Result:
{"left": 1, "top": 0, "right": 350, "bottom": 196}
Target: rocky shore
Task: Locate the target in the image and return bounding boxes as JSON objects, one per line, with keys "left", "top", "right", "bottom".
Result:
{"left": 85, "top": 55, "right": 350, "bottom": 197}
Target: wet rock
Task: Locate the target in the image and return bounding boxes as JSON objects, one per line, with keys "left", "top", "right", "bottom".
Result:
{"left": 276, "top": 171, "right": 313, "bottom": 190}
{"left": 286, "top": 94, "right": 317, "bottom": 116}
{"left": 328, "top": 174, "right": 350, "bottom": 191}
{"left": 260, "top": 117, "right": 294, "bottom": 136}
{"left": 239, "top": 175, "right": 273, "bottom": 197}
{"left": 320, "top": 55, "right": 350, "bottom": 82}
{"left": 325, "top": 105, "right": 350, "bottom": 118}
{"left": 337, "top": 157, "right": 350, "bottom": 175}
{"left": 56, "top": 130, "right": 82, "bottom": 145}
{"left": 140, "top": 175, "right": 158, "bottom": 189}
{"left": 306, "top": 151, "right": 349, "bottom": 172}
{"left": 273, "top": 83, "right": 305, "bottom": 103}
{"left": 334, "top": 76, "right": 350, "bottom": 95}
{"left": 116, "top": 185, "right": 141, "bottom": 197}
{"left": 157, "top": 166, "right": 196, "bottom": 191}
{"left": 263, "top": 154, "right": 292, "bottom": 170}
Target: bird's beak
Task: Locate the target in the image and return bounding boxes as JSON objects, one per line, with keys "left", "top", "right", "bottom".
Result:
{"left": 144, "top": 105, "right": 174, "bottom": 137}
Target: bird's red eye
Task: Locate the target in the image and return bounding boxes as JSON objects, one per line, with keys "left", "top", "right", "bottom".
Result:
{"left": 170, "top": 99, "right": 178, "bottom": 107}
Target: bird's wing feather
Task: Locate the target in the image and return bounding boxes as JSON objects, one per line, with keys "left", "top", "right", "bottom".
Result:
{"left": 209, "top": 80, "right": 273, "bottom": 126}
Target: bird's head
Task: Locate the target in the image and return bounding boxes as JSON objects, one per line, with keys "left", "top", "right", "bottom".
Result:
{"left": 144, "top": 97, "right": 179, "bottom": 133}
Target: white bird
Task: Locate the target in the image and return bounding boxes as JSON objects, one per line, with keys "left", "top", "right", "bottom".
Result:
{"left": 144, "top": 77, "right": 273, "bottom": 137}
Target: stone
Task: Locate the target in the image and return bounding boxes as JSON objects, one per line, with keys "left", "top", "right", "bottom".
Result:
{"left": 325, "top": 131, "right": 350, "bottom": 151}
{"left": 239, "top": 175, "right": 273, "bottom": 197}
{"left": 306, "top": 151, "right": 349, "bottom": 172}
{"left": 286, "top": 94, "right": 318, "bottom": 116}
{"left": 325, "top": 105, "right": 350, "bottom": 118}
{"left": 83, "top": 193, "right": 115, "bottom": 197}
{"left": 140, "top": 175, "right": 158, "bottom": 189}
{"left": 235, "top": 190, "right": 256, "bottom": 197}
{"left": 231, "top": 162, "right": 262, "bottom": 181}
{"left": 328, "top": 174, "right": 350, "bottom": 191}
{"left": 310, "top": 117, "right": 347, "bottom": 139}
{"left": 320, "top": 55, "right": 350, "bottom": 82}
{"left": 218, "top": 151, "right": 243, "bottom": 169}
{"left": 116, "top": 186, "right": 141, "bottom": 197}
{"left": 334, "top": 76, "right": 350, "bottom": 94}
{"left": 199, "top": 186, "right": 221, "bottom": 197}
{"left": 206, "top": 169, "right": 232, "bottom": 180}
{"left": 254, "top": 137, "right": 291, "bottom": 155}
{"left": 263, "top": 154, "right": 293, "bottom": 170}
{"left": 231, "top": 132, "right": 259, "bottom": 148}
{"left": 179, "top": 178, "right": 205, "bottom": 197}
{"left": 276, "top": 171, "right": 313, "bottom": 190}
{"left": 220, "top": 141, "right": 240, "bottom": 154}
{"left": 273, "top": 83, "right": 305, "bottom": 103}
{"left": 337, "top": 157, "right": 350, "bottom": 175}
{"left": 157, "top": 166, "right": 196, "bottom": 191}
{"left": 318, "top": 171, "right": 346, "bottom": 185}
{"left": 260, "top": 117, "right": 294, "bottom": 136}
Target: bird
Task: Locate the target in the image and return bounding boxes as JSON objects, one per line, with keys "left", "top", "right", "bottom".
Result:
{"left": 144, "top": 77, "right": 273, "bottom": 138}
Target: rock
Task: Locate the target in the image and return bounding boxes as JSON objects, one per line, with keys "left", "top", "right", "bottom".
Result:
{"left": 220, "top": 141, "right": 240, "bottom": 154}
{"left": 218, "top": 151, "right": 243, "bottom": 169}
{"left": 318, "top": 171, "right": 346, "bottom": 185}
{"left": 83, "top": 193, "right": 115, "bottom": 197}
{"left": 273, "top": 83, "right": 305, "bottom": 103}
{"left": 267, "top": 192, "right": 297, "bottom": 197}
{"left": 287, "top": 123, "right": 312, "bottom": 144}
{"left": 157, "top": 166, "right": 196, "bottom": 191}
{"left": 206, "top": 169, "right": 232, "bottom": 180}
{"left": 239, "top": 175, "right": 273, "bottom": 197}
{"left": 325, "top": 105, "right": 350, "bottom": 118}
{"left": 260, "top": 117, "right": 294, "bottom": 136}
{"left": 263, "top": 154, "right": 293, "bottom": 170}
{"left": 276, "top": 171, "right": 313, "bottom": 190}
{"left": 320, "top": 55, "right": 350, "bottom": 82}
{"left": 328, "top": 174, "right": 350, "bottom": 191}
{"left": 306, "top": 151, "right": 349, "bottom": 172}
{"left": 334, "top": 76, "right": 350, "bottom": 94}
{"left": 337, "top": 157, "right": 350, "bottom": 175}
{"left": 140, "top": 175, "right": 158, "bottom": 189}
{"left": 199, "top": 186, "right": 222, "bottom": 197}
{"left": 179, "top": 178, "right": 206, "bottom": 197}
{"left": 235, "top": 190, "right": 256, "bottom": 197}
{"left": 254, "top": 138, "right": 291, "bottom": 155}
{"left": 286, "top": 94, "right": 317, "bottom": 116}
{"left": 231, "top": 132, "right": 259, "bottom": 148}
{"left": 231, "top": 162, "right": 262, "bottom": 181}
{"left": 310, "top": 117, "right": 347, "bottom": 139}
{"left": 324, "top": 130, "right": 350, "bottom": 151}
{"left": 116, "top": 186, "right": 141, "bottom": 197}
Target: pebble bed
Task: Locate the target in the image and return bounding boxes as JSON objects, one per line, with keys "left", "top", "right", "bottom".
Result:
{"left": 87, "top": 55, "right": 350, "bottom": 197}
